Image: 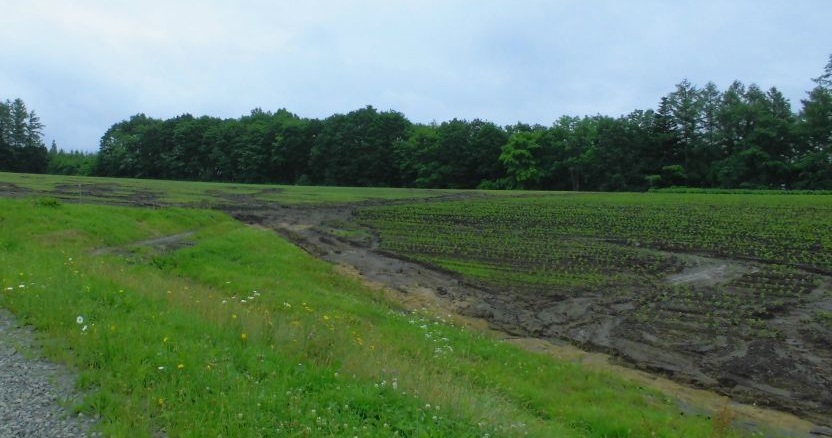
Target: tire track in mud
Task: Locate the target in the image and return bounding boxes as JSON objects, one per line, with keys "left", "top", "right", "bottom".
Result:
{"left": 91, "top": 231, "right": 196, "bottom": 256}
{"left": 221, "top": 199, "right": 832, "bottom": 437}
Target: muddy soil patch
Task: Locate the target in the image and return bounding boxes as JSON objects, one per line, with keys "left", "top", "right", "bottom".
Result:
{"left": 0, "top": 182, "right": 29, "bottom": 198}
{"left": 53, "top": 183, "right": 162, "bottom": 206}
{"left": 92, "top": 231, "right": 196, "bottom": 258}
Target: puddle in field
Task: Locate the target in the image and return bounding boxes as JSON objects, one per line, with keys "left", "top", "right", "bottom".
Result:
{"left": 666, "top": 254, "right": 758, "bottom": 287}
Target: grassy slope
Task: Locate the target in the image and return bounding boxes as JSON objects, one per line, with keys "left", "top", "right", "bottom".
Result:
{"left": 0, "top": 196, "right": 742, "bottom": 437}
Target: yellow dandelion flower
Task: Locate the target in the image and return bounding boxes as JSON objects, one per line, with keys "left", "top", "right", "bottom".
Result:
{"left": 241, "top": 333, "right": 248, "bottom": 341}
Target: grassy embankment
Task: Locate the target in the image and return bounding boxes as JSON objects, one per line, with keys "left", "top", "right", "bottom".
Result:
{"left": 0, "top": 191, "right": 744, "bottom": 436}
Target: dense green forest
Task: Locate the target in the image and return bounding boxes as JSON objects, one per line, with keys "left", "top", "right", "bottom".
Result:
{"left": 5, "top": 56, "right": 832, "bottom": 190}
{"left": 46, "top": 142, "right": 97, "bottom": 176}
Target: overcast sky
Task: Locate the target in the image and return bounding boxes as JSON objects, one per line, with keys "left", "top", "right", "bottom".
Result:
{"left": 2, "top": 1, "right": 830, "bottom": 152}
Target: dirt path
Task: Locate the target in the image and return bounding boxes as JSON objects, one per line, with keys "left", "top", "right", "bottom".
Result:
{"left": 220, "top": 199, "right": 832, "bottom": 436}
{"left": 0, "top": 309, "right": 99, "bottom": 437}
{"left": 91, "top": 231, "right": 196, "bottom": 256}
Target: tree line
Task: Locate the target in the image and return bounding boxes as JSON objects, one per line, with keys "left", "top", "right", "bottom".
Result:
{"left": 94, "top": 57, "right": 832, "bottom": 190}
{"left": 5, "top": 56, "right": 832, "bottom": 191}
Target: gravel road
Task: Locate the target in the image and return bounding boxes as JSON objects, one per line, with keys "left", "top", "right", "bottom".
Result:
{"left": 0, "top": 309, "right": 97, "bottom": 437}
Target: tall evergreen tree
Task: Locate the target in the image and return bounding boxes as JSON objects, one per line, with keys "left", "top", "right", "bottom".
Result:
{"left": 0, "top": 101, "right": 11, "bottom": 169}
{"left": 0, "top": 98, "right": 48, "bottom": 173}
{"left": 793, "top": 55, "right": 832, "bottom": 188}
{"left": 667, "top": 79, "right": 703, "bottom": 181}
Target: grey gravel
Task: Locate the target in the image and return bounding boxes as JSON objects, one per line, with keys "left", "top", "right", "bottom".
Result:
{"left": 0, "top": 309, "right": 98, "bottom": 437}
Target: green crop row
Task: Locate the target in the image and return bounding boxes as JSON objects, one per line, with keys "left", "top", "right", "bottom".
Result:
{"left": 357, "top": 192, "right": 831, "bottom": 345}
{"left": 359, "top": 193, "right": 832, "bottom": 277}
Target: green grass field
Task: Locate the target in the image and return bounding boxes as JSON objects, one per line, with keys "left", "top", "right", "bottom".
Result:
{"left": 3, "top": 171, "right": 826, "bottom": 436}
{"left": 0, "top": 172, "right": 456, "bottom": 206}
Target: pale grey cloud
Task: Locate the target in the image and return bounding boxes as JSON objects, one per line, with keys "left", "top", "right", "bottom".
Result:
{"left": 1, "top": 0, "right": 830, "bottom": 151}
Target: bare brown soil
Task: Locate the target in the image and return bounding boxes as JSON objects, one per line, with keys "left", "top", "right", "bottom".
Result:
{"left": 91, "top": 231, "right": 196, "bottom": 257}
{"left": 6, "top": 182, "right": 832, "bottom": 436}
{"left": 53, "top": 183, "right": 162, "bottom": 206}
{"left": 0, "top": 181, "right": 30, "bottom": 197}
